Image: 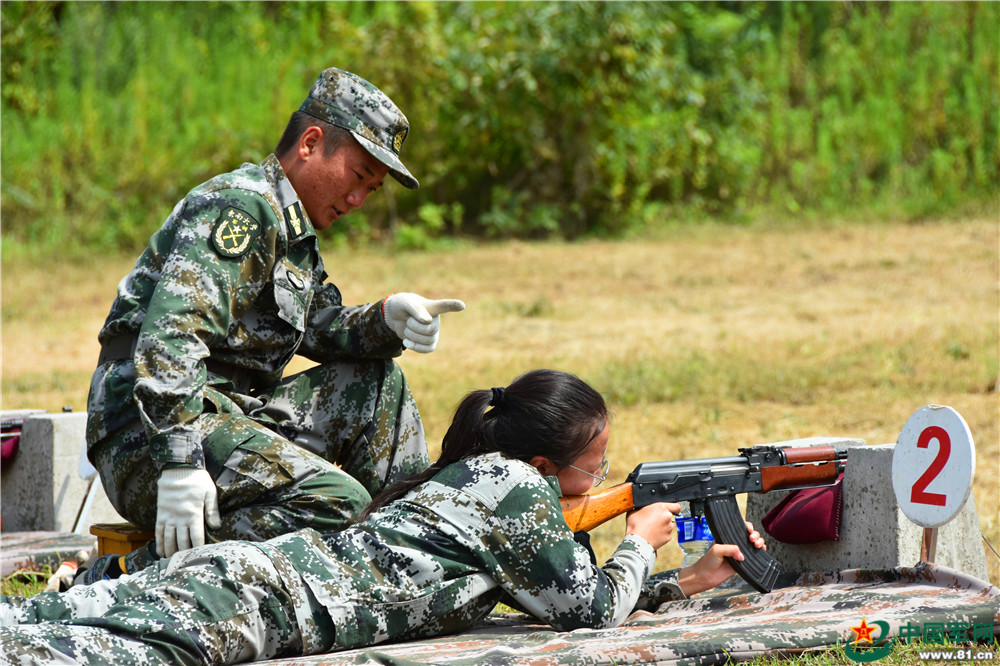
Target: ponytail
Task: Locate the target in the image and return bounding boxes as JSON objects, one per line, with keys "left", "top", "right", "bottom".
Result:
{"left": 360, "top": 369, "right": 607, "bottom": 520}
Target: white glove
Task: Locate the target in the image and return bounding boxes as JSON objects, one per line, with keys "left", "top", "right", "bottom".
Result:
{"left": 155, "top": 467, "right": 222, "bottom": 558}
{"left": 44, "top": 560, "right": 79, "bottom": 592}
{"left": 383, "top": 293, "right": 466, "bottom": 353}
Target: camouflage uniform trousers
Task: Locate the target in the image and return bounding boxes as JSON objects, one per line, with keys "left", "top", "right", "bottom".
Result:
{"left": 90, "top": 358, "right": 428, "bottom": 572}
{"left": 0, "top": 539, "right": 336, "bottom": 665}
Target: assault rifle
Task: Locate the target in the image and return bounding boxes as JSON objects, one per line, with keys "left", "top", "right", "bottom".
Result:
{"left": 560, "top": 444, "right": 848, "bottom": 593}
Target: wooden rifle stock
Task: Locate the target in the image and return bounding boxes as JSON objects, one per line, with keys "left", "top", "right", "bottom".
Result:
{"left": 560, "top": 482, "right": 635, "bottom": 532}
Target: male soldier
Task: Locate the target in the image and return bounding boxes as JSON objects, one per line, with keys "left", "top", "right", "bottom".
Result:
{"left": 79, "top": 67, "right": 464, "bottom": 581}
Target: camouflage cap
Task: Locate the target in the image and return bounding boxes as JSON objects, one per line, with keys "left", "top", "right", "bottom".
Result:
{"left": 300, "top": 67, "right": 418, "bottom": 190}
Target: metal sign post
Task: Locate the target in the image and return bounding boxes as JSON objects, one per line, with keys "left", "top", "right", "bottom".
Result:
{"left": 920, "top": 527, "right": 938, "bottom": 563}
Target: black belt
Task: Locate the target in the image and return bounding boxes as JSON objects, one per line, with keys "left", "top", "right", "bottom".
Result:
{"left": 98, "top": 334, "right": 257, "bottom": 393}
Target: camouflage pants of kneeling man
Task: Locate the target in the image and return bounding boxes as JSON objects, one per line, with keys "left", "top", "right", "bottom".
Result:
{"left": 1, "top": 538, "right": 334, "bottom": 665}
{"left": 89, "top": 358, "right": 428, "bottom": 572}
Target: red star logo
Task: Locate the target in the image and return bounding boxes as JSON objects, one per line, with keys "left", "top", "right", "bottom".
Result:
{"left": 850, "top": 618, "right": 877, "bottom": 644}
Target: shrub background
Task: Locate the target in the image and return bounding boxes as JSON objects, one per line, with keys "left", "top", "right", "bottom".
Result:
{"left": 1, "top": 1, "right": 997, "bottom": 252}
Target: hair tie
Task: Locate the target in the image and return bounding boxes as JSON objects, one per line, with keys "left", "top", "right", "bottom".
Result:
{"left": 489, "top": 387, "right": 506, "bottom": 407}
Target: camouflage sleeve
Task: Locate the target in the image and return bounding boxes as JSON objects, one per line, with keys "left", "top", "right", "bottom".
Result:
{"left": 485, "top": 479, "right": 656, "bottom": 631}
{"left": 298, "top": 288, "right": 404, "bottom": 361}
{"left": 134, "top": 192, "right": 278, "bottom": 466}
{"left": 634, "top": 569, "right": 687, "bottom": 610}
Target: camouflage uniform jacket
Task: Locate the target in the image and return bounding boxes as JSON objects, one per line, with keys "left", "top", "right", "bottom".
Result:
{"left": 260, "top": 452, "right": 669, "bottom": 650}
{"left": 86, "top": 154, "right": 404, "bottom": 468}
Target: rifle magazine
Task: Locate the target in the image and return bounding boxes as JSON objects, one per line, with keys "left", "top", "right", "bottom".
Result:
{"left": 704, "top": 495, "right": 780, "bottom": 594}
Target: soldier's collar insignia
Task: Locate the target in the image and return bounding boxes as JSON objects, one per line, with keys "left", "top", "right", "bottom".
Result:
{"left": 211, "top": 207, "right": 261, "bottom": 259}
{"left": 284, "top": 202, "right": 307, "bottom": 239}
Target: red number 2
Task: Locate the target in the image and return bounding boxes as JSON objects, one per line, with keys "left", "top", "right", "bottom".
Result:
{"left": 910, "top": 426, "right": 950, "bottom": 506}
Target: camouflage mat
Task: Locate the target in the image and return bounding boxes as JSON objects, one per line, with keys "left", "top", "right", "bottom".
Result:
{"left": 259, "top": 564, "right": 999, "bottom": 665}
{"left": 0, "top": 531, "right": 96, "bottom": 578}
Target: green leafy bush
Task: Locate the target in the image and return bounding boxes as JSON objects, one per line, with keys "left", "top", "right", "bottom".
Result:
{"left": 1, "top": 1, "right": 996, "bottom": 253}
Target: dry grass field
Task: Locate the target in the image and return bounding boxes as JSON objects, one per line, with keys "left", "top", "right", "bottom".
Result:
{"left": 3, "top": 218, "right": 998, "bottom": 586}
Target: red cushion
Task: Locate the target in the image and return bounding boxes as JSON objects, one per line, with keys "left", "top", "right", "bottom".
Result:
{"left": 762, "top": 473, "right": 844, "bottom": 544}
{"left": 1, "top": 434, "right": 19, "bottom": 469}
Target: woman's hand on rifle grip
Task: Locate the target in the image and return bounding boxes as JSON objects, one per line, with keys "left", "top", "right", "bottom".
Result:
{"left": 625, "top": 502, "right": 681, "bottom": 551}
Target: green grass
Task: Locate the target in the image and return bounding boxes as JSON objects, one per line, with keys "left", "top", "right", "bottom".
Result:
{"left": 1, "top": 569, "right": 52, "bottom": 597}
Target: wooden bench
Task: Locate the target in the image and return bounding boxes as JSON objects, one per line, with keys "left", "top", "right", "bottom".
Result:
{"left": 89, "top": 522, "right": 153, "bottom": 557}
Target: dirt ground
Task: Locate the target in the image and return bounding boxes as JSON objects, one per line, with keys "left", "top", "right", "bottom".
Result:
{"left": 3, "top": 218, "right": 997, "bottom": 584}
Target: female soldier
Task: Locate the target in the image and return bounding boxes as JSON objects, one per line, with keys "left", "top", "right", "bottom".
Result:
{"left": 2, "top": 369, "right": 765, "bottom": 665}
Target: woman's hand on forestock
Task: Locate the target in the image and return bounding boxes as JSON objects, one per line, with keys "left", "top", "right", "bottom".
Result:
{"left": 625, "top": 502, "right": 680, "bottom": 551}
{"left": 678, "top": 521, "right": 767, "bottom": 596}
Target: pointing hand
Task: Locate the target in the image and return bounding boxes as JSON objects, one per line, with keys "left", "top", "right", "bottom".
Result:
{"left": 383, "top": 293, "right": 466, "bottom": 353}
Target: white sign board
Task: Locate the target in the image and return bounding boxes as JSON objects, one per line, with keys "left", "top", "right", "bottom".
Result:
{"left": 892, "top": 405, "right": 975, "bottom": 528}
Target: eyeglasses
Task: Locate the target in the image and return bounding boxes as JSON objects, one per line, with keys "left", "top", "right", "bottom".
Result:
{"left": 566, "top": 455, "right": 610, "bottom": 487}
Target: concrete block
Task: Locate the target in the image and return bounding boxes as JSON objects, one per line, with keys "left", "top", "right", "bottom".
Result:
{"left": 0, "top": 531, "right": 97, "bottom": 578}
{"left": 746, "top": 441, "right": 988, "bottom": 580}
{"left": 1, "top": 412, "right": 124, "bottom": 533}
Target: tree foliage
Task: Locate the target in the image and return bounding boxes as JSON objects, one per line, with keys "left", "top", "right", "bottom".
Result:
{"left": 1, "top": 1, "right": 996, "bottom": 251}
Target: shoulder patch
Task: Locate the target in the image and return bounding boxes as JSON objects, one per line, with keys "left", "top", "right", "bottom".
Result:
{"left": 283, "top": 202, "right": 306, "bottom": 239}
{"left": 211, "top": 207, "right": 261, "bottom": 258}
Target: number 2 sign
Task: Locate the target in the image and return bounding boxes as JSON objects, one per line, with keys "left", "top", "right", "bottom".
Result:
{"left": 891, "top": 405, "right": 976, "bottom": 528}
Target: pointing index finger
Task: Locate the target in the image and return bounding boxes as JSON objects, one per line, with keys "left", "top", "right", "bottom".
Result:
{"left": 424, "top": 299, "right": 466, "bottom": 317}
